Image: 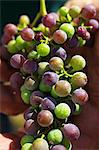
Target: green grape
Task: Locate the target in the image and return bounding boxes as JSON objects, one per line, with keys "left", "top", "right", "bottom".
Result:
{"left": 70, "top": 72, "right": 87, "bottom": 88}
{"left": 69, "top": 6, "right": 81, "bottom": 18}
{"left": 59, "top": 6, "right": 69, "bottom": 16}
{"left": 49, "top": 57, "right": 64, "bottom": 71}
{"left": 7, "top": 40, "right": 18, "bottom": 53}
{"left": 28, "top": 51, "right": 39, "bottom": 60}
{"left": 54, "top": 80, "right": 71, "bottom": 97}
{"left": 47, "top": 129, "right": 63, "bottom": 144}
{"left": 38, "top": 62, "right": 49, "bottom": 75}
{"left": 39, "top": 81, "right": 51, "bottom": 92}
{"left": 21, "top": 143, "right": 32, "bottom": 150}
{"left": 32, "top": 138, "right": 49, "bottom": 150}
{"left": 54, "top": 103, "right": 71, "bottom": 119}
{"left": 78, "top": 37, "right": 86, "bottom": 46}
{"left": 15, "top": 35, "right": 25, "bottom": 51}
{"left": 62, "top": 138, "right": 72, "bottom": 150}
{"left": 24, "top": 76, "right": 38, "bottom": 91}
{"left": 70, "top": 55, "right": 86, "bottom": 71}
{"left": 36, "top": 43, "right": 50, "bottom": 57}
{"left": 19, "top": 15, "right": 30, "bottom": 25}
{"left": 20, "top": 85, "right": 27, "bottom": 92}
{"left": 21, "top": 89, "right": 31, "bottom": 104}
{"left": 20, "top": 135, "right": 34, "bottom": 146}
{"left": 51, "top": 85, "right": 58, "bottom": 98}
{"left": 73, "top": 104, "right": 82, "bottom": 115}
{"left": 60, "top": 23, "right": 75, "bottom": 38}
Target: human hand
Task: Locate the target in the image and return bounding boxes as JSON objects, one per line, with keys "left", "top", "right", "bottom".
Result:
{"left": 65, "top": 0, "right": 99, "bottom": 149}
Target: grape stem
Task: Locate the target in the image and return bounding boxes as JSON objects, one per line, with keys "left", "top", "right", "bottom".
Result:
{"left": 31, "top": 0, "right": 47, "bottom": 27}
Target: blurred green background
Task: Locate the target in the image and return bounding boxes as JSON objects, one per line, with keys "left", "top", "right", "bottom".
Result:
{"left": 0, "top": 0, "right": 68, "bottom": 133}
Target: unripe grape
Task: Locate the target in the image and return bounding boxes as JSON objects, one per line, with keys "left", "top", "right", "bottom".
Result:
{"left": 7, "top": 40, "right": 18, "bottom": 53}
{"left": 70, "top": 55, "right": 86, "bottom": 71}
{"left": 49, "top": 57, "right": 64, "bottom": 71}
{"left": 37, "top": 43, "right": 50, "bottom": 57}
{"left": 21, "top": 89, "right": 31, "bottom": 104}
{"left": 37, "top": 110, "right": 53, "bottom": 127}
{"left": 51, "top": 85, "right": 58, "bottom": 98}
{"left": 72, "top": 88, "right": 88, "bottom": 105}
{"left": 24, "top": 76, "right": 38, "bottom": 91}
{"left": 54, "top": 103, "right": 71, "bottom": 119}
{"left": 15, "top": 35, "right": 25, "bottom": 50}
{"left": 70, "top": 72, "right": 87, "bottom": 88}
{"left": 53, "top": 30, "right": 67, "bottom": 44}
{"left": 73, "top": 104, "right": 82, "bottom": 115}
{"left": 19, "top": 15, "right": 30, "bottom": 25}
{"left": 54, "top": 80, "right": 71, "bottom": 97}
{"left": 69, "top": 6, "right": 81, "bottom": 18}
{"left": 38, "top": 62, "right": 49, "bottom": 75}
{"left": 47, "top": 129, "right": 63, "bottom": 144}
{"left": 59, "top": 6, "right": 68, "bottom": 16}
{"left": 39, "top": 81, "right": 51, "bottom": 92}
{"left": 32, "top": 138, "right": 49, "bottom": 150}
{"left": 20, "top": 135, "right": 34, "bottom": 146}
{"left": 21, "top": 143, "right": 32, "bottom": 150}
{"left": 60, "top": 23, "right": 75, "bottom": 38}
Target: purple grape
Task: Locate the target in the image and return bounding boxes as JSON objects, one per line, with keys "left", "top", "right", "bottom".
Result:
{"left": 22, "top": 59, "right": 38, "bottom": 74}
{"left": 30, "top": 95, "right": 44, "bottom": 106}
{"left": 42, "top": 13, "right": 56, "bottom": 28}
{"left": 88, "top": 19, "right": 99, "bottom": 31}
{"left": 4, "top": 23, "right": 17, "bottom": 35}
{"left": 10, "top": 54, "right": 26, "bottom": 69}
{"left": 10, "top": 72, "right": 24, "bottom": 90}
{"left": 72, "top": 88, "right": 88, "bottom": 105}
{"left": 24, "top": 119, "right": 39, "bottom": 135}
{"left": 1, "top": 33, "right": 14, "bottom": 45}
{"left": 77, "top": 26, "right": 90, "bottom": 40}
{"left": 50, "top": 12, "right": 59, "bottom": 20}
{"left": 21, "top": 27, "right": 34, "bottom": 41}
{"left": 53, "top": 30, "right": 67, "bottom": 44}
{"left": 55, "top": 47, "right": 67, "bottom": 60}
{"left": 34, "top": 32, "right": 43, "bottom": 41}
{"left": 68, "top": 36, "right": 78, "bottom": 48}
{"left": 42, "top": 71, "right": 59, "bottom": 86}
{"left": 62, "top": 123, "right": 80, "bottom": 141}
{"left": 81, "top": 4, "right": 96, "bottom": 19}
{"left": 41, "top": 97, "right": 55, "bottom": 111}
{"left": 31, "top": 90, "right": 44, "bottom": 98}
{"left": 24, "top": 107, "right": 37, "bottom": 120}
{"left": 51, "top": 145, "right": 66, "bottom": 150}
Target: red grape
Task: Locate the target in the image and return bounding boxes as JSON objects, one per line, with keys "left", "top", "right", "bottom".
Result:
{"left": 37, "top": 110, "right": 53, "bottom": 127}
{"left": 51, "top": 145, "right": 66, "bottom": 150}
{"left": 4, "top": 23, "right": 17, "bottom": 35}
{"left": 87, "top": 19, "right": 99, "bottom": 31}
{"left": 53, "top": 30, "right": 67, "bottom": 44}
{"left": 21, "top": 28, "right": 34, "bottom": 41}
{"left": 81, "top": 4, "right": 96, "bottom": 19}
{"left": 77, "top": 26, "right": 90, "bottom": 40}
{"left": 72, "top": 88, "right": 88, "bottom": 105}
{"left": 62, "top": 123, "right": 80, "bottom": 141}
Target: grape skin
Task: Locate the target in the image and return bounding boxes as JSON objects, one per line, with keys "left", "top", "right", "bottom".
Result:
{"left": 42, "top": 71, "right": 59, "bottom": 86}
{"left": 62, "top": 123, "right": 80, "bottom": 141}
{"left": 37, "top": 110, "right": 53, "bottom": 127}
{"left": 32, "top": 138, "right": 49, "bottom": 150}
{"left": 72, "top": 88, "right": 88, "bottom": 105}
{"left": 21, "top": 28, "right": 34, "bottom": 41}
{"left": 10, "top": 54, "right": 26, "bottom": 69}
{"left": 10, "top": 72, "right": 24, "bottom": 90}
{"left": 55, "top": 47, "right": 67, "bottom": 61}
{"left": 4, "top": 23, "right": 17, "bottom": 36}
{"left": 41, "top": 97, "right": 55, "bottom": 111}
{"left": 53, "top": 30, "right": 67, "bottom": 44}
{"left": 51, "top": 145, "right": 66, "bottom": 150}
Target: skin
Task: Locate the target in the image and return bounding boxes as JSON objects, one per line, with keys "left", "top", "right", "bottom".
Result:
{"left": 0, "top": 0, "right": 99, "bottom": 149}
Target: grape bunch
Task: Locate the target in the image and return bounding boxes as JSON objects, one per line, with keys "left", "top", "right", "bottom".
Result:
{"left": 0, "top": 2, "right": 99, "bottom": 150}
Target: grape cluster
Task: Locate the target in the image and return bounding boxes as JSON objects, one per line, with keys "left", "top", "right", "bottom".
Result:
{"left": 0, "top": 3, "right": 99, "bottom": 150}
